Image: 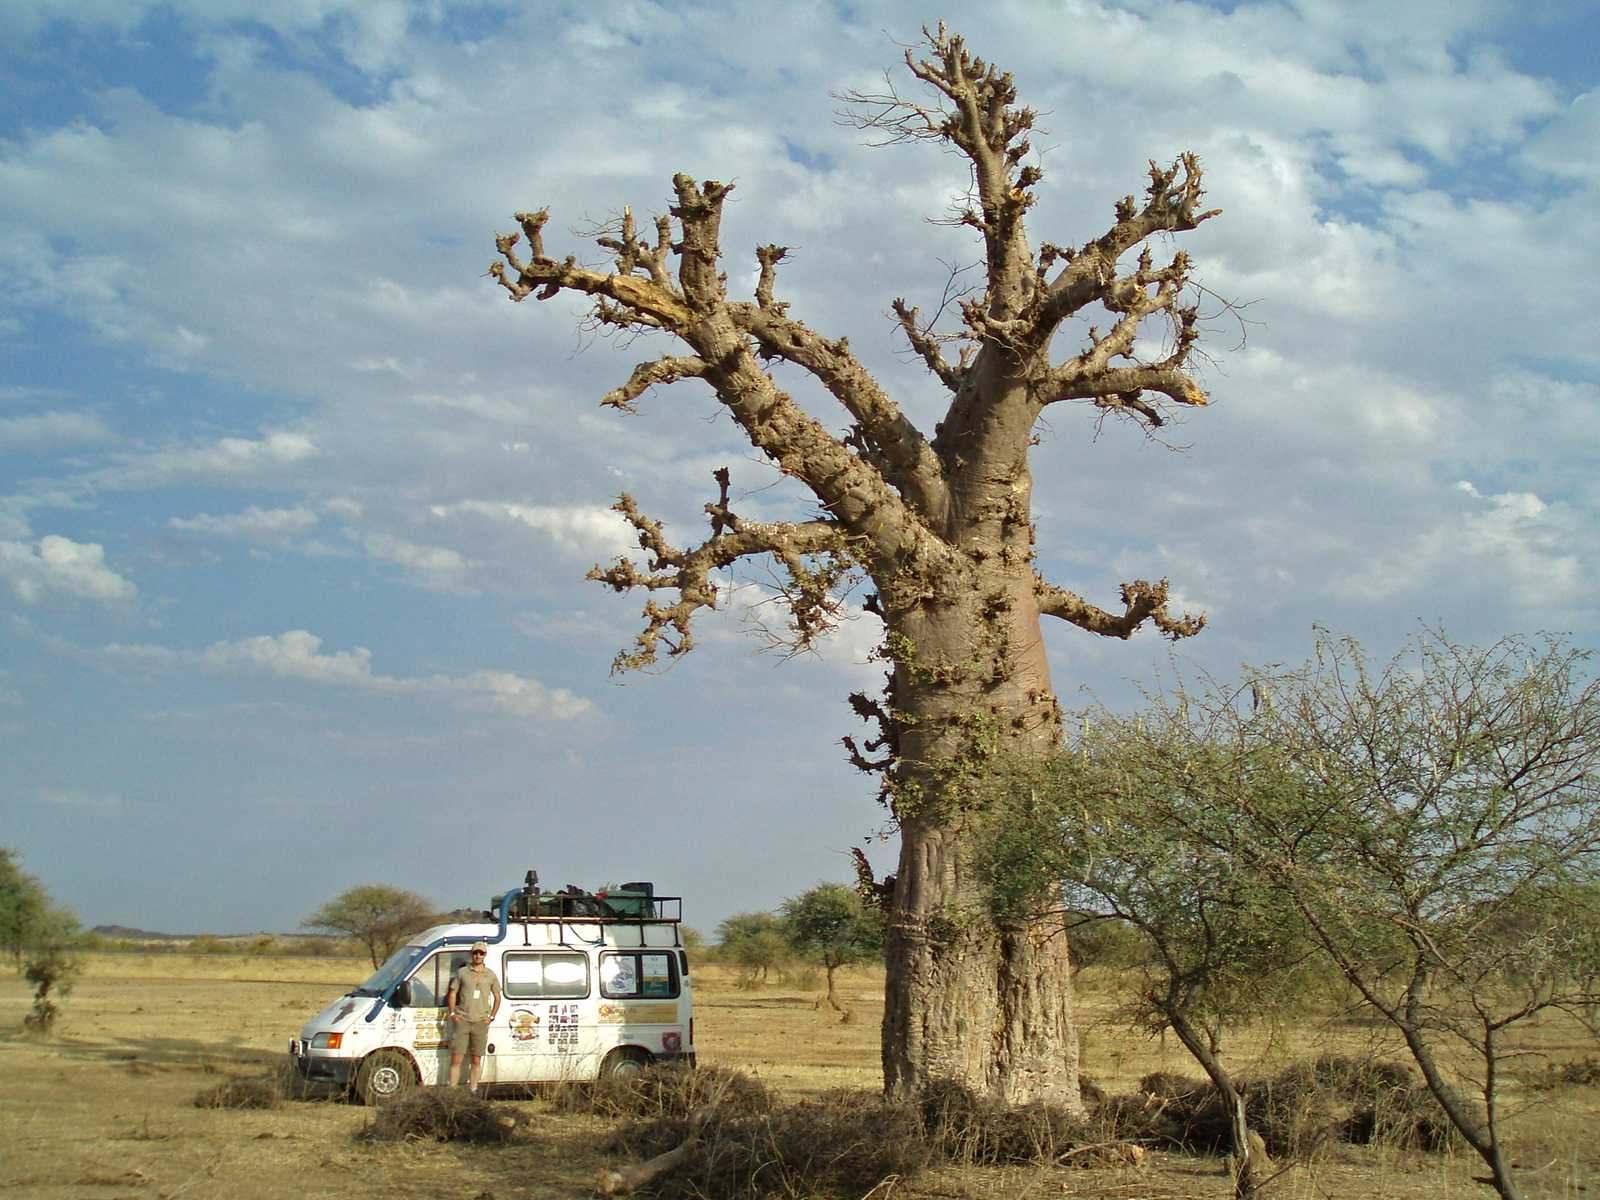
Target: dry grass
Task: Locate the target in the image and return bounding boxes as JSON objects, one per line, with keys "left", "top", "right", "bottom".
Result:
{"left": 4, "top": 957, "right": 1600, "bottom": 1199}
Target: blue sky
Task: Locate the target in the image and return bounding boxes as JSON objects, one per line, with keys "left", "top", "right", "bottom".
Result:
{"left": 2, "top": 0, "right": 1599, "bottom": 934}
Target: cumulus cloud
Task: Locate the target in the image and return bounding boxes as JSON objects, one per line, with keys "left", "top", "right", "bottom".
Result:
{"left": 0, "top": 535, "right": 135, "bottom": 604}
{"left": 8, "top": 2, "right": 1600, "bottom": 929}
{"left": 94, "top": 432, "right": 319, "bottom": 490}
{"left": 100, "top": 629, "right": 592, "bottom": 720}
{"left": 170, "top": 505, "right": 319, "bottom": 544}
{"left": 430, "top": 500, "right": 635, "bottom": 558}
{"left": 0, "top": 411, "right": 110, "bottom": 452}
{"left": 360, "top": 531, "right": 478, "bottom": 594}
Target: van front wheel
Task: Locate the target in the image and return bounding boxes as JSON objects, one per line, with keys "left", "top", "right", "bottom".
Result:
{"left": 355, "top": 1050, "right": 417, "bottom": 1105}
{"left": 600, "top": 1047, "right": 652, "bottom": 1080}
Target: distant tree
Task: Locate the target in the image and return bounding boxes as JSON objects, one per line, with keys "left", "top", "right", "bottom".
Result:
{"left": 715, "top": 911, "right": 792, "bottom": 983}
{"left": 783, "top": 883, "right": 885, "bottom": 1012}
{"left": 0, "top": 847, "right": 48, "bottom": 966}
{"left": 303, "top": 884, "right": 435, "bottom": 968}
{"left": 22, "top": 904, "right": 83, "bottom": 1035}
{"left": 678, "top": 925, "right": 707, "bottom": 958}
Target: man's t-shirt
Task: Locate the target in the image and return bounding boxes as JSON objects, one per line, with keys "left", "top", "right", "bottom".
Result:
{"left": 451, "top": 964, "right": 501, "bottom": 1023}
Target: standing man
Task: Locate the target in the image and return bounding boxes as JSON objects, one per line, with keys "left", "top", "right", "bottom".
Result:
{"left": 446, "top": 941, "right": 501, "bottom": 1092}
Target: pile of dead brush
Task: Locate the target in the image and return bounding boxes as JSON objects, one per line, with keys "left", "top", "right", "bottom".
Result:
{"left": 594, "top": 1069, "right": 1126, "bottom": 1199}
{"left": 363, "top": 1089, "right": 521, "bottom": 1143}
{"left": 592, "top": 1057, "right": 1462, "bottom": 1198}
{"left": 917, "top": 1078, "right": 1083, "bottom": 1165}
{"left": 559, "top": 1063, "right": 773, "bottom": 1120}
{"left": 193, "top": 1075, "right": 284, "bottom": 1110}
{"left": 603, "top": 1087, "right": 929, "bottom": 1200}
{"left": 1098, "top": 1056, "right": 1457, "bottom": 1158}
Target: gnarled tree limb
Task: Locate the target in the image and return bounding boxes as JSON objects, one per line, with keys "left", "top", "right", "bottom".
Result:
{"left": 1035, "top": 575, "right": 1205, "bottom": 641}
{"left": 589, "top": 478, "right": 860, "bottom": 672}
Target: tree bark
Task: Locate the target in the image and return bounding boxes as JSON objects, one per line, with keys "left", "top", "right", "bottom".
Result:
{"left": 1162, "top": 1006, "right": 1264, "bottom": 1199}
{"left": 880, "top": 559, "right": 1082, "bottom": 1107}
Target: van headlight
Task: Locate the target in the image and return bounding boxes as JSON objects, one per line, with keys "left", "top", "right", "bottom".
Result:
{"left": 310, "top": 1032, "right": 344, "bottom": 1050}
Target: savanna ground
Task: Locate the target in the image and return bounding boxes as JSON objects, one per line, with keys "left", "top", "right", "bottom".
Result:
{"left": 5, "top": 954, "right": 1600, "bottom": 1199}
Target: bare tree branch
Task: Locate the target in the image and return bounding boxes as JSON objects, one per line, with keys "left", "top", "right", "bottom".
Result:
{"left": 589, "top": 475, "right": 861, "bottom": 673}
{"left": 1035, "top": 576, "right": 1205, "bottom": 641}
{"left": 729, "top": 298, "right": 950, "bottom": 524}
{"left": 892, "top": 299, "right": 964, "bottom": 392}
{"left": 601, "top": 355, "right": 709, "bottom": 412}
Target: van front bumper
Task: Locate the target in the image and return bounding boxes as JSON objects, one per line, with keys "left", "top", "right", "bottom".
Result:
{"left": 289, "top": 1040, "right": 357, "bottom": 1085}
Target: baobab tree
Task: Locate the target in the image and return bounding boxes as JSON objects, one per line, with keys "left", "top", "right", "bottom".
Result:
{"left": 491, "top": 26, "right": 1218, "bottom": 1108}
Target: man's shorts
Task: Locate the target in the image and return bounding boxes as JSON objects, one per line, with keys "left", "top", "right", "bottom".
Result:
{"left": 452, "top": 1018, "right": 489, "bottom": 1056}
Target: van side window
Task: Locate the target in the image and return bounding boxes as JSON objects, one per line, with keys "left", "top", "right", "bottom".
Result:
{"left": 600, "top": 952, "right": 679, "bottom": 999}
{"left": 406, "top": 951, "right": 471, "bottom": 1007}
{"left": 503, "top": 952, "right": 590, "bottom": 999}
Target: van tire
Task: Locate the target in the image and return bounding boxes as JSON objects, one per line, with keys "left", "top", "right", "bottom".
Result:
{"left": 600, "top": 1047, "right": 652, "bottom": 1080}
{"left": 355, "top": 1050, "right": 417, "bottom": 1105}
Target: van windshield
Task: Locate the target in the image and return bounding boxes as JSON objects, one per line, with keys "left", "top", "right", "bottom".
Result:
{"left": 353, "top": 944, "right": 426, "bottom": 997}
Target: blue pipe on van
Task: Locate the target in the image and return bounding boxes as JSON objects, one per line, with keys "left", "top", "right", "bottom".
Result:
{"left": 362, "top": 885, "right": 527, "bottom": 1022}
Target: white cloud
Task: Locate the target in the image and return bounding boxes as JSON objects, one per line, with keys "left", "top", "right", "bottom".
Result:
{"left": 0, "top": 535, "right": 135, "bottom": 605}
{"left": 170, "top": 505, "right": 319, "bottom": 544}
{"left": 0, "top": 411, "right": 110, "bottom": 452}
{"left": 430, "top": 500, "right": 635, "bottom": 558}
{"left": 360, "top": 531, "right": 478, "bottom": 594}
{"left": 100, "top": 629, "right": 593, "bottom": 720}
{"left": 94, "top": 432, "right": 319, "bottom": 490}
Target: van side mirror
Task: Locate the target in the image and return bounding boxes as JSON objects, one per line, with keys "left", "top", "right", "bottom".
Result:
{"left": 389, "top": 979, "right": 411, "bottom": 1008}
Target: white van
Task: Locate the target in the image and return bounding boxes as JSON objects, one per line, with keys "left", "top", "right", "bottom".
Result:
{"left": 290, "top": 877, "right": 694, "bottom": 1104}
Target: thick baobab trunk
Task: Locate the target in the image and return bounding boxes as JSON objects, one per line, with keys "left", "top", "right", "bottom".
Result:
{"left": 880, "top": 570, "right": 1083, "bottom": 1111}
{"left": 883, "top": 819, "right": 1081, "bottom": 1108}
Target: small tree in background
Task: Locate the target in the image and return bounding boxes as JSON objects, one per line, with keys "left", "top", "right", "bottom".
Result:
{"left": 783, "top": 883, "right": 885, "bottom": 1014}
{"left": 2, "top": 849, "right": 83, "bottom": 1035}
{"left": 303, "top": 884, "right": 435, "bottom": 968}
{"left": 715, "top": 911, "right": 792, "bottom": 984}
{"left": 22, "top": 905, "right": 83, "bottom": 1035}
{"left": 0, "top": 847, "right": 48, "bottom": 967}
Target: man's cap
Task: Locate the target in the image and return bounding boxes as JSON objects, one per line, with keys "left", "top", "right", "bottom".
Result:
{"left": 471, "top": 941, "right": 488, "bottom": 953}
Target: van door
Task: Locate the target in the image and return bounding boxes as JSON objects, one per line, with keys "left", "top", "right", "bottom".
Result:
{"left": 400, "top": 949, "right": 489, "bottom": 1085}
{"left": 597, "top": 950, "right": 686, "bottom": 1061}
{"left": 499, "top": 949, "right": 594, "bottom": 1081}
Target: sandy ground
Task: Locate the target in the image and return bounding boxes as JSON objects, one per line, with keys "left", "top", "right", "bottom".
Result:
{"left": 3, "top": 954, "right": 1600, "bottom": 1199}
